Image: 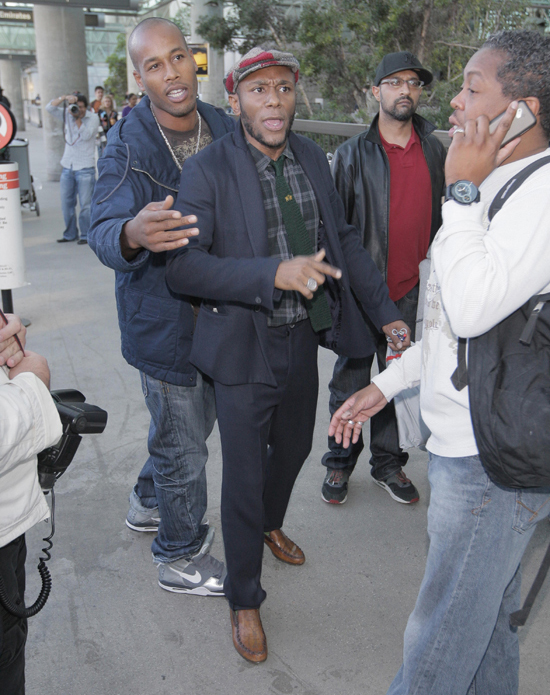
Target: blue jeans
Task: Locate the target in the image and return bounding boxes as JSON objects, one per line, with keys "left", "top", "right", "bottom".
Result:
{"left": 387, "top": 454, "right": 550, "bottom": 695}
{"left": 59, "top": 166, "right": 95, "bottom": 241}
{"left": 323, "top": 283, "right": 419, "bottom": 481}
{"left": 133, "top": 371, "right": 216, "bottom": 563}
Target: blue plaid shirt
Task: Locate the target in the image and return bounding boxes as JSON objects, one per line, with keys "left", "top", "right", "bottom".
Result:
{"left": 248, "top": 141, "right": 320, "bottom": 326}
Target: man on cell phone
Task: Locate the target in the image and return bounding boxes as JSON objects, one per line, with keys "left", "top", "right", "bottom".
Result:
{"left": 330, "top": 30, "right": 550, "bottom": 695}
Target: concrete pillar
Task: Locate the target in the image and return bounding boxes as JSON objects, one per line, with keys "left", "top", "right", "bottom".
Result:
{"left": 33, "top": 6, "right": 88, "bottom": 181}
{"left": 0, "top": 59, "right": 25, "bottom": 133}
{"left": 125, "top": 26, "right": 140, "bottom": 97}
{"left": 190, "top": 0, "right": 225, "bottom": 107}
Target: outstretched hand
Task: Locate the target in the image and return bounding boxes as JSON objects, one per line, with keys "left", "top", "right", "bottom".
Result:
{"left": 121, "top": 195, "right": 199, "bottom": 259}
{"left": 329, "top": 383, "right": 388, "bottom": 448}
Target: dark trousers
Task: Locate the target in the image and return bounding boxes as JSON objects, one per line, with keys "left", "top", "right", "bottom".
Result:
{"left": 322, "top": 284, "right": 419, "bottom": 482}
{"left": 215, "top": 319, "right": 319, "bottom": 610}
{"left": 0, "top": 535, "right": 27, "bottom": 695}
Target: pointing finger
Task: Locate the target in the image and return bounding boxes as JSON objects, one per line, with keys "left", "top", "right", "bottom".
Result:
{"left": 310, "top": 260, "right": 342, "bottom": 279}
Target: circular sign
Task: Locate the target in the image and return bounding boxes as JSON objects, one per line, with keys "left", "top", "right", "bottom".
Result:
{"left": 0, "top": 103, "right": 17, "bottom": 150}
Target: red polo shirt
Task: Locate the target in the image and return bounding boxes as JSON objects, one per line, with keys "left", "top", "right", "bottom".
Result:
{"left": 380, "top": 127, "right": 432, "bottom": 301}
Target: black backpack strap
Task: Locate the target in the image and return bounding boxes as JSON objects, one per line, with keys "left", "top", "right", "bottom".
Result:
{"left": 519, "top": 292, "right": 550, "bottom": 346}
{"left": 451, "top": 155, "right": 550, "bottom": 392}
{"left": 450, "top": 337, "right": 468, "bottom": 391}
{"left": 488, "top": 155, "right": 550, "bottom": 222}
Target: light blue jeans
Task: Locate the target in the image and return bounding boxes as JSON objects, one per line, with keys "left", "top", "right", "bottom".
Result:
{"left": 387, "top": 453, "right": 550, "bottom": 695}
{"left": 59, "top": 166, "right": 95, "bottom": 241}
{"left": 132, "top": 371, "right": 216, "bottom": 563}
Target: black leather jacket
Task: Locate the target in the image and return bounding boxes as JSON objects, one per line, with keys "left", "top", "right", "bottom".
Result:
{"left": 331, "top": 113, "right": 446, "bottom": 280}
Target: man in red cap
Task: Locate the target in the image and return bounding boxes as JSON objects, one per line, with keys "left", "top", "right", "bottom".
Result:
{"left": 166, "top": 46, "right": 409, "bottom": 662}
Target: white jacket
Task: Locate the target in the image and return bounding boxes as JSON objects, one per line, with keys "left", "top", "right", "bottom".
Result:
{"left": 0, "top": 366, "right": 62, "bottom": 547}
{"left": 374, "top": 148, "right": 550, "bottom": 457}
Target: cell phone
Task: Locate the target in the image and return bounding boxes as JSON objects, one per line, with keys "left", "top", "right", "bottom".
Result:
{"left": 489, "top": 100, "right": 537, "bottom": 147}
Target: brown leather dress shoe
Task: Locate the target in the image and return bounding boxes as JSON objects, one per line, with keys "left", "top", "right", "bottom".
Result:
{"left": 264, "top": 529, "right": 305, "bottom": 565}
{"left": 230, "top": 608, "right": 267, "bottom": 663}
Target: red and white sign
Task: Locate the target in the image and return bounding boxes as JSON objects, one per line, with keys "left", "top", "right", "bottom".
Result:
{"left": 0, "top": 103, "right": 16, "bottom": 150}
{"left": 0, "top": 162, "right": 26, "bottom": 290}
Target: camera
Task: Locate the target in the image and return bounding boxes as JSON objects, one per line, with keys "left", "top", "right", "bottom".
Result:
{"left": 68, "top": 103, "right": 80, "bottom": 117}
{"left": 0, "top": 390, "right": 107, "bottom": 620}
{"left": 37, "top": 389, "right": 108, "bottom": 491}
{"left": 98, "top": 109, "right": 109, "bottom": 125}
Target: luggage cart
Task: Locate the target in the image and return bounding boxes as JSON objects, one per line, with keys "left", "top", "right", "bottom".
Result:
{"left": 8, "top": 138, "right": 39, "bottom": 216}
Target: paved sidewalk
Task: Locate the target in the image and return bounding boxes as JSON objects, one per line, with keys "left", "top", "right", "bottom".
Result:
{"left": 10, "top": 125, "right": 550, "bottom": 695}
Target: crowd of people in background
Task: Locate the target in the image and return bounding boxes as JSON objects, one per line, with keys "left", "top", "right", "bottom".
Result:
{"left": 44, "top": 84, "right": 144, "bottom": 241}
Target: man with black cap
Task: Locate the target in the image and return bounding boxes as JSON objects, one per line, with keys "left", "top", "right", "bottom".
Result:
{"left": 166, "top": 46, "right": 410, "bottom": 662}
{"left": 321, "top": 51, "right": 446, "bottom": 507}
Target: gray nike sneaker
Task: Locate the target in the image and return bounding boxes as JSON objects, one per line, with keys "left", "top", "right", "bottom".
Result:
{"left": 126, "top": 505, "right": 160, "bottom": 533}
{"left": 126, "top": 503, "right": 209, "bottom": 534}
{"left": 157, "top": 527, "right": 226, "bottom": 597}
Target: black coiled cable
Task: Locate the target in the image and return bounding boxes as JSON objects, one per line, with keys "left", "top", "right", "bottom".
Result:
{"left": 0, "top": 489, "right": 56, "bottom": 618}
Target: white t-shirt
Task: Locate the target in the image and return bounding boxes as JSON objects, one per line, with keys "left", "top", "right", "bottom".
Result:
{"left": 374, "top": 148, "right": 550, "bottom": 457}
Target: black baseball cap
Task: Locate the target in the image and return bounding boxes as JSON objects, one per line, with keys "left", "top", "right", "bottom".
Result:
{"left": 374, "top": 51, "right": 433, "bottom": 86}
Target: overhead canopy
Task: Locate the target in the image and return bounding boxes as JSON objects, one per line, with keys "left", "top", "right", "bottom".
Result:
{"left": 31, "top": 0, "right": 139, "bottom": 10}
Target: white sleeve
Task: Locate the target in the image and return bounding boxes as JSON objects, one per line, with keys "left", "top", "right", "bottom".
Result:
{"left": 45, "top": 101, "right": 64, "bottom": 122}
{"left": 372, "top": 341, "right": 422, "bottom": 401}
{"left": 433, "top": 180, "right": 550, "bottom": 338}
{"left": 0, "top": 373, "right": 62, "bottom": 476}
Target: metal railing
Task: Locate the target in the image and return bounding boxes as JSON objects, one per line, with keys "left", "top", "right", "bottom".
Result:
{"left": 292, "top": 118, "right": 452, "bottom": 153}
{"left": 23, "top": 100, "right": 42, "bottom": 128}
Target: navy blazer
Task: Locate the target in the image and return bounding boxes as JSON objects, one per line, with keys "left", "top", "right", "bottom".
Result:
{"left": 166, "top": 123, "right": 401, "bottom": 387}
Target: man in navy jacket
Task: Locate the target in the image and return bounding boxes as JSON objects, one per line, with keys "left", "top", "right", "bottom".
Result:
{"left": 166, "top": 47, "right": 409, "bottom": 662}
{"left": 89, "top": 18, "right": 234, "bottom": 596}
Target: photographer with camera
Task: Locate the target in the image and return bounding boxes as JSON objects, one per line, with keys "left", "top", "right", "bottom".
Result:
{"left": 46, "top": 93, "right": 99, "bottom": 245}
{"left": 0, "top": 313, "right": 62, "bottom": 694}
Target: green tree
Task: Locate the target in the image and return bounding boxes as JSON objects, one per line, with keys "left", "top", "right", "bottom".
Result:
{"left": 104, "top": 33, "right": 128, "bottom": 105}
{"left": 298, "top": 0, "right": 530, "bottom": 125}
{"left": 197, "top": 0, "right": 300, "bottom": 54}
{"left": 196, "top": 0, "right": 532, "bottom": 125}
{"left": 172, "top": 6, "right": 191, "bottom": 36}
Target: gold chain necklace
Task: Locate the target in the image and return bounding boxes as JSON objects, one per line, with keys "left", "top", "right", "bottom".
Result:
{"left": 150, "top": 103, "right": 202, "bottom": 172}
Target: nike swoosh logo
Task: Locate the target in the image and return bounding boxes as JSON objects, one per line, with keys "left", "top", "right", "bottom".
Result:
{"left": 174, "top": 569, "right": 202, "bottom": 584}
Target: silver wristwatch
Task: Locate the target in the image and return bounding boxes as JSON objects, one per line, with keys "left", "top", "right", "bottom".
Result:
{"left": 445, "top": 180, "right": 480, "bottom": 205}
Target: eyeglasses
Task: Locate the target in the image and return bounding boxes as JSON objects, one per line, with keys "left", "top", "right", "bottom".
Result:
{"left": 380, "top": 78, "right": 424, "bottom": 90}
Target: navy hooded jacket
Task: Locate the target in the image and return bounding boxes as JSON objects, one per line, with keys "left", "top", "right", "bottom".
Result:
{"left": 89, "top": 96, "right": 235, "bottom": 386}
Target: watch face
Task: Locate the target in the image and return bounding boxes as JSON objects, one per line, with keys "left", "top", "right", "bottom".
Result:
{"left": 454, "top": 181, "right": 477, "bottom": 203}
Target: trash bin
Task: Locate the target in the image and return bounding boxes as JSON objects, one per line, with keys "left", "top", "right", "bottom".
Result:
{"left": 7, "top": 138, "right": 39, "bottom": 216}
